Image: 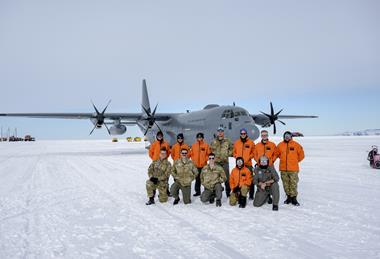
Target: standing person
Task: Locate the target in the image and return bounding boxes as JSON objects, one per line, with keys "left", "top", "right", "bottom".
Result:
{"left": 148, "top": 131, "right": 171, "bottom": 196}
{"left": 276, "top": 131, "right": 305, "bottom": 206}
{"left": 145, "top": 148, "right": 172, "bottom": 205}
{"left": 200, "top": 153, "right": 227, "bottom": 207}
{"left": 149, "top": 131, "right": 171, "bottom": 161}
{"left": 190, "top": 132, "right": 211, "bottom": 196}
{"left": 233, "top": 128, "right": 255, "bottom": 199}
{"left": 253, "top": 156, "right": 280, "bottom": 211}
{"left": 210, "top": 127, "right": 233, "bottom": 197}
{"left": 229, "top": 157, "right": 252, "bottom": 208}
{"left": 171, "top": 148, "right": 199, "bottom": 205}
{"left": 254, "top": 130, "right": 277, "bottom": 166}
{"left": 171, "top": 133, "right": 190, "bottom": 161}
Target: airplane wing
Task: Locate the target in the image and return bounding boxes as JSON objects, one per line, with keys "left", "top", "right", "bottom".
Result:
{"left": 0, "top": 112, "right": 176, "bottom": 122}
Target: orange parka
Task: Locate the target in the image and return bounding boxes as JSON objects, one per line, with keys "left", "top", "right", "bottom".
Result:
{"left": 275, "top": 140, "right": 305, "bottom": 172}
{"left": 149, "top": 140, "right": 171, "bottom": 161}
{"left": 229, "top": 166, "right": 252, "bottom": 189}
{"left": 254, "top": 140, "right": 277, "bottom": 166}
{"left": 233, "top": 138, "right": 255, "bottom": 167}
{"left": 190, "top": 140, "right": 211, "bottom": 169}
{"left": 171, "top": 142, "right": 190, "bottom": 161}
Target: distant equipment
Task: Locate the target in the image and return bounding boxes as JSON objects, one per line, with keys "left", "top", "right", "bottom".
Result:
{"left": 112, "top": 138, "right": 118, "bottom": 142}
{"left": 134, "top": 137, "right": 142, "bottom": 142}
{"left": 127, "top": 137, "right": 133, "bottom": 142}
{"left": 24, "top": 135, "right": 36, "bottom": 141}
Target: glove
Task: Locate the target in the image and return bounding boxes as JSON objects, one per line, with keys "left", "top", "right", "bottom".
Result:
{"left": 150, "top": 177, "right": 159, "bottom": 185}
{"left": 233, "top": 187, "right": 240, "bottom": 193}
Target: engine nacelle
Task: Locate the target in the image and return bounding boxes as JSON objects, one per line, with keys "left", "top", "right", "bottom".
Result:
{"left": 109, "top": 125, "right": 127, "bottom": 135}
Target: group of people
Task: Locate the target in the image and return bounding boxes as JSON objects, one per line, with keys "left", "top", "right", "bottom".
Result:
{"left": 145, "top": 127, "right": 305, "bottom": 211}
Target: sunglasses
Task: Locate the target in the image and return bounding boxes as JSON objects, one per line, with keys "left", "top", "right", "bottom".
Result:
{"left": 240, "top": 133, "right": 247, "bottom": 135}
{"left": 208, "top": 157, "right": 215, "bottom": 160}
{"left": 181, "top": 152, "right": 188, "bottom": 155}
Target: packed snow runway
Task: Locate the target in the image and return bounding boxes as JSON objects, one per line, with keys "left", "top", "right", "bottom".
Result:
{"left": 0, "top": 137, "right": 380, "bottom": 259}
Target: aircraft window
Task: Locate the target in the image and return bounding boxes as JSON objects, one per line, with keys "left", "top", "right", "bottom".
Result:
{"left": 222, "top": 110, "right": 234, "bottom": 119}
{"left": 241, "top": 111, "right": 247, "bottom": 116}
{"left": 234, "top": 111, "right": 241, "bottom": 117}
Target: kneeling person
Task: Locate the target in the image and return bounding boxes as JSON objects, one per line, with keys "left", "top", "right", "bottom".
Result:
{"left": 200, "top": 153, "right": 227, "bottom": 207}
{"left": 146, "top": 148, "right": 172, "bottom": 205}
{"left": 229, "top": 157, "right": 252, "bottom": 208}
{"left": 253, "top": 155, "right": 280, "bottom": 211}
{"left": 171, "top": 148, "right": 199, "bottom": 205}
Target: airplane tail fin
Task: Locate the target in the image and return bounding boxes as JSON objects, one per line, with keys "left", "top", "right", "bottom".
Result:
{"left": 141, "top": 79, "right": 151, "bottom": 116}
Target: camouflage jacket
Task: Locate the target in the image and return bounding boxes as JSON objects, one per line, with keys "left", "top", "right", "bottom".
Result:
{"left": 253, "top": 166, "right": 279, "bottom": 186}
{"left": 172, "top": 158, "right": 199, "bottom": 187}
{"left": 210, "top": 137, "right": 233, "bottom": 164}
{"left": 148, "top": 159, "right": 172, "bottom": 182}
{"left": 200, "top": 164, "right": 227, "bottom": 190}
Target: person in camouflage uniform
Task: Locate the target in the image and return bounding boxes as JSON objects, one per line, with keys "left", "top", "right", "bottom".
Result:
{"left": 210, "top": 126, "right": 233, "bottom": 197}
{"left": 170, "top": 148, "right": 199, "bottom": 205}
{"left": 146, "top": 148, "right": 172, "bottom": 205}
{"left": 200, "top": 153, "right": 227, "bottom": 207}
{"left": 253, "top": 155, "right": 280, "bottom": 211}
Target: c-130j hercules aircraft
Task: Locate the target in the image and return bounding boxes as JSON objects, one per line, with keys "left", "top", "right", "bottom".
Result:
{"left": 0, "top": 80, "right": 317, "bottom": 145}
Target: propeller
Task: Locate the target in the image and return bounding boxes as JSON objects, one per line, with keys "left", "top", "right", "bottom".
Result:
{"left": 141, "top": 103, "right": 162, "bottom": 135}
{"left": 260, "top": 102, "right": 286, "bottom": 134}
{"left": 89, "top": 100, "right": 111, "bottom": 135}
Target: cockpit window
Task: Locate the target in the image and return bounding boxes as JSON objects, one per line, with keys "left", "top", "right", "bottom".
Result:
{"left": 221, "top": 110, "right": 234, "bottom": 119}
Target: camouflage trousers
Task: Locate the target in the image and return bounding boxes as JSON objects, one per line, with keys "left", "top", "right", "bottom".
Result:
{"left": 146, "top": 180, "right": 168, "bottom": 203}
{"left": 280, "top": 171, "right": 299, "bottom": 197}
{"left": 170, "top": 182, "right": 192, "bottom": 204}
{"left": 253, "top": 182, "right": 280, "bottom": 207}
{"left": 229, "top": 185, "right": 249, "bottom": 206}
{"left": 200, "top": 183, "right": 223, "bottom": 203}
{"left": 217, "top": 162, "right": 230, "bottom": 197}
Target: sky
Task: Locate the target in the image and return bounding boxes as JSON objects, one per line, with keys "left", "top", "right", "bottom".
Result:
{"left": 0, "top": 0, "right": 379, "bottom": 139}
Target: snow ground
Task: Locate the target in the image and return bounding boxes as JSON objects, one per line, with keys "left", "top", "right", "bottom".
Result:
{"left": 0, "top": 136, "right": 380, "bottom": 259}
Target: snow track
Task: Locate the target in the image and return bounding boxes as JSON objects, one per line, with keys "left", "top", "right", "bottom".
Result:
{"left": 0, "top": 137, "right": 380, "bottom": 258}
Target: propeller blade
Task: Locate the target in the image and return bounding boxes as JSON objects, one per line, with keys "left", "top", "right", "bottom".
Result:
{"left": 141, "top": 105, "right": 151, "bottom": 117}
{"left": 104, "top": 123, "right": 111, "bottom": 135}
{"left": 270, "top": 102, "right": 274, "bottom": 116}
{"left": 101, "top": 100, "right": 112, "bottom": 114}
{"left": 91, "top": 100, "right": 100, "bottom": 115}
{"left": 152, "top": 103, "right": 158, "bottom": 116}
{"left": 144, "top": 126, "right": 149, "bottom": 136}
{"left": 260, "top": 111, "right": 271, "bottom": 118}
{"left": 89, "top": 125, "right": 97, "bottom": 135}
{"left": 154, "top": 121, "right": 162, "bottom": 132}
{"left": 274, "top": 109, "right": 283, "bottom": 117}
{"left": 273, "top": 123, "right": 277, "bottom": 135}
{"left": 278, "top": 120, "right": 286, "bottom": 125}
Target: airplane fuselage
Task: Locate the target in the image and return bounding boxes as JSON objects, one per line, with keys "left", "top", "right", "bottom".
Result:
{"left": 140, "top": 105, "right": 260, "bottom": 146}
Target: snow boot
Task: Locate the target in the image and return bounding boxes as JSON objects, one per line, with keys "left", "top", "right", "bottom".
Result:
{"left": 173, "top": 197, "right": 180, "bottom": 205}
{"left": 193, "top": 192, "right": 201, "bottom": 197}
{"left": 284, "top": 195, "right": 292, "bottom": 204}
{"left": 209, "top": 197, "right": 215, "bottom": 204}
{"left": 291, "top": 196, "right": 300, "bottom": 206}
{"left": 167, "top": 189, "right": 172, "bottom": 197}
{"left": 216, "top": 200, "right": 222, "bottom": 207}
{"left": 146, "top": 197, "right": 155, "bottom": 205}
{"left": 239, "top": 196, "right": 247, "bottom": 208}
{"left": 272, "top": 205, "right": 278, "bottom": 211}
{"left": 268, "top": 196, "right": 273, "bottom": 204}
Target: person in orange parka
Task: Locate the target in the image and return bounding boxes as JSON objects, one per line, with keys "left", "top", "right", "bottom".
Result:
{"left": 233, "top": 128, "right": 255, "bottom": 200}
{"left": 190, "top": 132, "right": 211, "bottom": 196}
{"left": 229, "top": 157, "right": 252, "bottom": 208}
{"left": 149, "top": 131, "right": 172, "bottom": 197}
{"left": 171, "top": 133, "right": 190, "bottom": 161}
{"left": 149, "top": 131, "right": 171, "bottom": 161}
{"left": 275, "top": 131, "right": 305, "bottom": 206}
{"left": 254, "top": 130, "right": 278, "bottom": 166}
